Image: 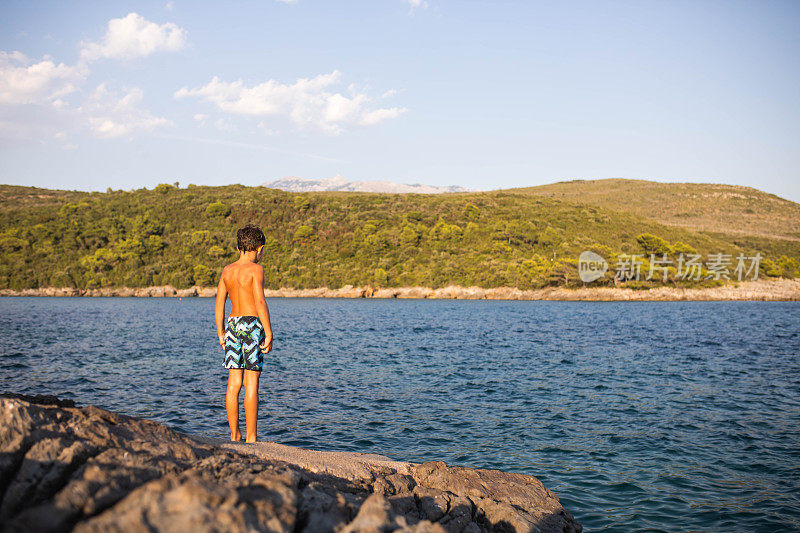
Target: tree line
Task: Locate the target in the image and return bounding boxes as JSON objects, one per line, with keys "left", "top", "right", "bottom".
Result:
{"left": 0, "top": 183, "right": 797, "bottom": 291}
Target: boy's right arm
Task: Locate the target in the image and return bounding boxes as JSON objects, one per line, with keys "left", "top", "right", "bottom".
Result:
{"left": 251, "top": 266, "right": 273, "bottom": 353}
{"left": 214, "top": 270, "right": 228, "bottom": 347}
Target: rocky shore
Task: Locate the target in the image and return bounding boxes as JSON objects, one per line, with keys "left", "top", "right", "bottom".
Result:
{"left": 1, "top": 278, "right": 799, "bottom": 300}
{"left": 0, "top": 394, "right": 581, "bottom": 532}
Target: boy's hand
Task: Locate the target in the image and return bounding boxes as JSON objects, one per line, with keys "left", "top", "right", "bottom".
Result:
{"left": 218, "top": 332, "right": 225, "bottom": 347}
{"left": 260, "top": 336, "right": 273, "bottom": 353}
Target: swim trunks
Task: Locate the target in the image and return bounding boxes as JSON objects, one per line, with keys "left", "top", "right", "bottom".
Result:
{"left": 223, "top": 315, "right": 266, "bottom": 371}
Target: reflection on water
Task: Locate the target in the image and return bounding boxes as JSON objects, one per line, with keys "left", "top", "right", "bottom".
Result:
{"left": 1, "top": 297, "right": 799, "bottom": 531}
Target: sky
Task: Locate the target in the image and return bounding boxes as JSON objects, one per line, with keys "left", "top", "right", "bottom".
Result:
{"left": 1, "top": 0, "right": 798, "bottom": 200}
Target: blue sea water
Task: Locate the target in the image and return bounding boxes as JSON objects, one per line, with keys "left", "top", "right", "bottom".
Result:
{"left": 1, "top": 297, "right": 799, "bottom": 532}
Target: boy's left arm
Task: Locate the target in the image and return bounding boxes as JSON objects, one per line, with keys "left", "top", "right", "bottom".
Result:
{"left": 214, "top": 271, "right": 228, "bottom": 347}
{"left": 251, "top": 267, "right": 273, "bottom": 353}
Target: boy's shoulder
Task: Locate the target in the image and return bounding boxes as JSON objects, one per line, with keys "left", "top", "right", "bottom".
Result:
{"left": 223, "top": 261, "right": 263, "bottom": 274}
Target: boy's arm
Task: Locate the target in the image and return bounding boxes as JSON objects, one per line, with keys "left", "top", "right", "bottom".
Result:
{"left": 214, "top": 270, "right": 228, "bottom": 347}
{"left": 251, "top": 266, "right": 273, "bottom": 353}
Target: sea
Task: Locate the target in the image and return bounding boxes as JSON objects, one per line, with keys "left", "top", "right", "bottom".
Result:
{"left": 1, "top": 297, "right": 798, "bottom": 532}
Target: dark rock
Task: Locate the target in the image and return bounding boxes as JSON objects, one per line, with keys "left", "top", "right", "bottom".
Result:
{"left": 0, "top": 393, "right": 76, "bottom": 408}
{"left": 410, "top": 461, "right": 581, "bottom": 533}
{"left": 0, "top": 396, "right": 581, "bottom": 532}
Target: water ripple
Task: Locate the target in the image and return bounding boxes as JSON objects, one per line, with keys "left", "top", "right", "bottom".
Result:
{"left": 0, "top": 297, "right": 798, "bottom": 531}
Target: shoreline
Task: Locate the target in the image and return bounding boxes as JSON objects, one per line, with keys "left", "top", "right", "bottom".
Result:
{"left": 0, "top": 393, "right": 581, "bottom": 532}
{"left": 1, "top": 278, "right": 798, "bottom": 301}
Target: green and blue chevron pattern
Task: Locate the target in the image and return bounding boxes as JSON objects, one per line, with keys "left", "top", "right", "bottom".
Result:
{"left": 224, "top": 315, "right": 265, "bottom": 371}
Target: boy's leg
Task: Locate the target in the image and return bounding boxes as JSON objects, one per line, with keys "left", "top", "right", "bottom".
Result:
{"left": 243, "top": 369, "right": 261, "bottom": 443}
{"left": 226, "top": 369, "right": 244, "bottom": 441}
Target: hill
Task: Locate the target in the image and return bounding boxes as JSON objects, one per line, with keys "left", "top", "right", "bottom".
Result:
{"left": 0, "top": 183, "right": 798, "bottom": 291}
{"left": 510, "top": 179, "right": 800, "bottom": 241}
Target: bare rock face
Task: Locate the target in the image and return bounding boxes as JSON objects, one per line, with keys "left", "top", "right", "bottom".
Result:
{"left": 0, "top": 394, "right": 581, "bottom": 532}
{"left": 2, "top": 279, "right": 799, "bottom": 300}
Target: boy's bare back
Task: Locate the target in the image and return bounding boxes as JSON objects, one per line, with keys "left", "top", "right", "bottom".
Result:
{"left": 221, "top": 261, "right": 264, "bottom": 317}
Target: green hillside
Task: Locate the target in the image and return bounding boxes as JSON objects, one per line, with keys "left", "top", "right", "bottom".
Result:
{"left": 511, "top": 179, "right": 800, "bottom": 241}
{"left": 0, "top": 183, "right": 798, "bottom": 291}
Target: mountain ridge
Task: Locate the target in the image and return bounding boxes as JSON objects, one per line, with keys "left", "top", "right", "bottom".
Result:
{"left": 263, "top": 175, "right": 473, "bottom": 194}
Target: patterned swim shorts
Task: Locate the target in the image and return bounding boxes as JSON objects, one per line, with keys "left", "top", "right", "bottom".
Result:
{"left": 223, "top": 315, "right": 266, "bottom": 371}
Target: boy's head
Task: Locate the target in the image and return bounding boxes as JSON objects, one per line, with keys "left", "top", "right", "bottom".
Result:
{"left": 237, "top": 225, "right": 266, "bottom": 260}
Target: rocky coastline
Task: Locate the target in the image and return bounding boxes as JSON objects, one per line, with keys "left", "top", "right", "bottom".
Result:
{"left": 0, "top": 394, "right": 580, "bottom": 532}
{"left": 1, "top": 278, "right": 798, "bottom": 301}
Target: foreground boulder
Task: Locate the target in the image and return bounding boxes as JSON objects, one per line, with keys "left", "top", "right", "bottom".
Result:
{"left": 0, "top": 394, "right": 580, "bottom": 532}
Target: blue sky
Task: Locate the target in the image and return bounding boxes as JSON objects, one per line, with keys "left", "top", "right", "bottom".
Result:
{"left": 1, "top": 0, "right": 798, "bottom": 200}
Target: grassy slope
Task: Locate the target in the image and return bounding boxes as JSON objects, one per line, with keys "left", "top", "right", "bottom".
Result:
{"left": 0, "top": 183, "right": 797, "bottom": 290}
{"left": 510, "top": 178, "right": 800, "bottom": 241}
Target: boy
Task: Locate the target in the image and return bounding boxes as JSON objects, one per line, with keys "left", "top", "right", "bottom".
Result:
{"left": 215, "top": 224, "right": 274, "bottom": 443}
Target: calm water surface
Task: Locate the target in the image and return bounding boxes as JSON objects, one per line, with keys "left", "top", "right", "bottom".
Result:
{"left": 1, "top": 297, "right": 799, "bottom": 532}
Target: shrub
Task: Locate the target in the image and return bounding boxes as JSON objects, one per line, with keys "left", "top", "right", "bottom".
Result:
{"left": 193, "top": 264, "right": 214, "bottom": 286}
{"left": 294, "top": 196, "right": 311, "bottom": 211}
{"left": 538, "top": 227, "right": 562, "bottom": 247}
{"left": 264, "top": 237, "right": 280, "bottom": 252}
{"left": 431, "top": 219, "right": 463, "bottom": 241}
{"left": 0, "top": 235, "right": 28, "bottom": 252}
{"left": 294, "top": 225, "right": 314, "bottom": 241}
{"left": 465, "top": 203, "right": 480, "bottom": 221}
{"left": 636, "top": 233, "right": 672, "bottom": 255}
{"left": 206, "top": 201, "right": 231, "bottom": 218}
{"left": 208, "top": 245, "right": 226, "bottom": 258}
{"left": 400, "top": 225, "right": 420, "bottom": 245}
{"left": 374, "top": 268, "right": 388, "bottom": 286}
{"left": 671, "top": 241, "right": 697, "bottom": 255}
{"left": 777, "top": 255, "right": 800, "bottom": 278}
{"left": 146, "top": 235, "right": 164, "bottom": 253}
{"left": 406, "top": 211, "right": 423, "bottom": 222}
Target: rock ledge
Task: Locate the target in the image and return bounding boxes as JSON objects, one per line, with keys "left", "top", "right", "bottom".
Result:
{"left": 1, "top": 279, "right": 798, "bottom": 300}
{"left": 0, "top": 394, "right": 581, "bottom": 532}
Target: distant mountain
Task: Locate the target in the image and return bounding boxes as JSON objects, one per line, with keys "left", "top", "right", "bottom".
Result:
{"left": 263, "top": 175, "right": 473, "bottom": 194}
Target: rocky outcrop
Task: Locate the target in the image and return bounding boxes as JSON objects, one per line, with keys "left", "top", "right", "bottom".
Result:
{"left": 0, "top": 286, "right": 200, "bottom": 298}
{"left": 1, "top": 279, "right": 799, "bottom": 300}
{"left": 0, "top": 394, "right": 580, "bottom": 533}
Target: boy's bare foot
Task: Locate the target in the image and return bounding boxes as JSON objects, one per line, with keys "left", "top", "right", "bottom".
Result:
{"left": 231, "top": 431, "right": 241, "bottom": 442}
{"left": 245, "top": 436, "right": 257, "bottom": 443}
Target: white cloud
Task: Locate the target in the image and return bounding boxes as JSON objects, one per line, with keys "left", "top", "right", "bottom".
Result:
{"left": 80, "top": 13, "right": 187, "bottom": 61}
{"left": 359, "top": 107, "right": 405, "bottom": 126}
{"left": 1, "top": 13, "right": 182, "bottom": 143}
{"left": 0, "top": 51, "right": 85, "bottom": 105}
{"left": 257, "top": 121, "right": 279, "bottom": 135}
{"left": 84, "top": 83, "right": 172, "bottom": 138}
{"left": 213, "top": 117, "right": 236, "bottom": 132}
{"left": 54, "top": 131, "right": 78, "bottom": 150}
{"left": 165, "top": 1, "right": 175, "bottom": 11}
{"left": 175, "top": 70, "right": 406, "bottom": 134}
{"left": 275, "top": 0, "right": 298, "bottom": 3}
{"left": 407, "top": 0, "right": 428, "bottom": 11}
{"left": 193, "top": 113, "right": 208, "bottom": 125}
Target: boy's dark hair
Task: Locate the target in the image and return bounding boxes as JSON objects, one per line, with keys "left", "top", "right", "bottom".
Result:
{"left": 237, "top": 225, "right": 266, "bottom": 251}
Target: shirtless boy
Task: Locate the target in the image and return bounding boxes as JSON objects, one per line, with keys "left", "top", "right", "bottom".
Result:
{"left": 215, "top": 224, "right": 274, "bottom": 443}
